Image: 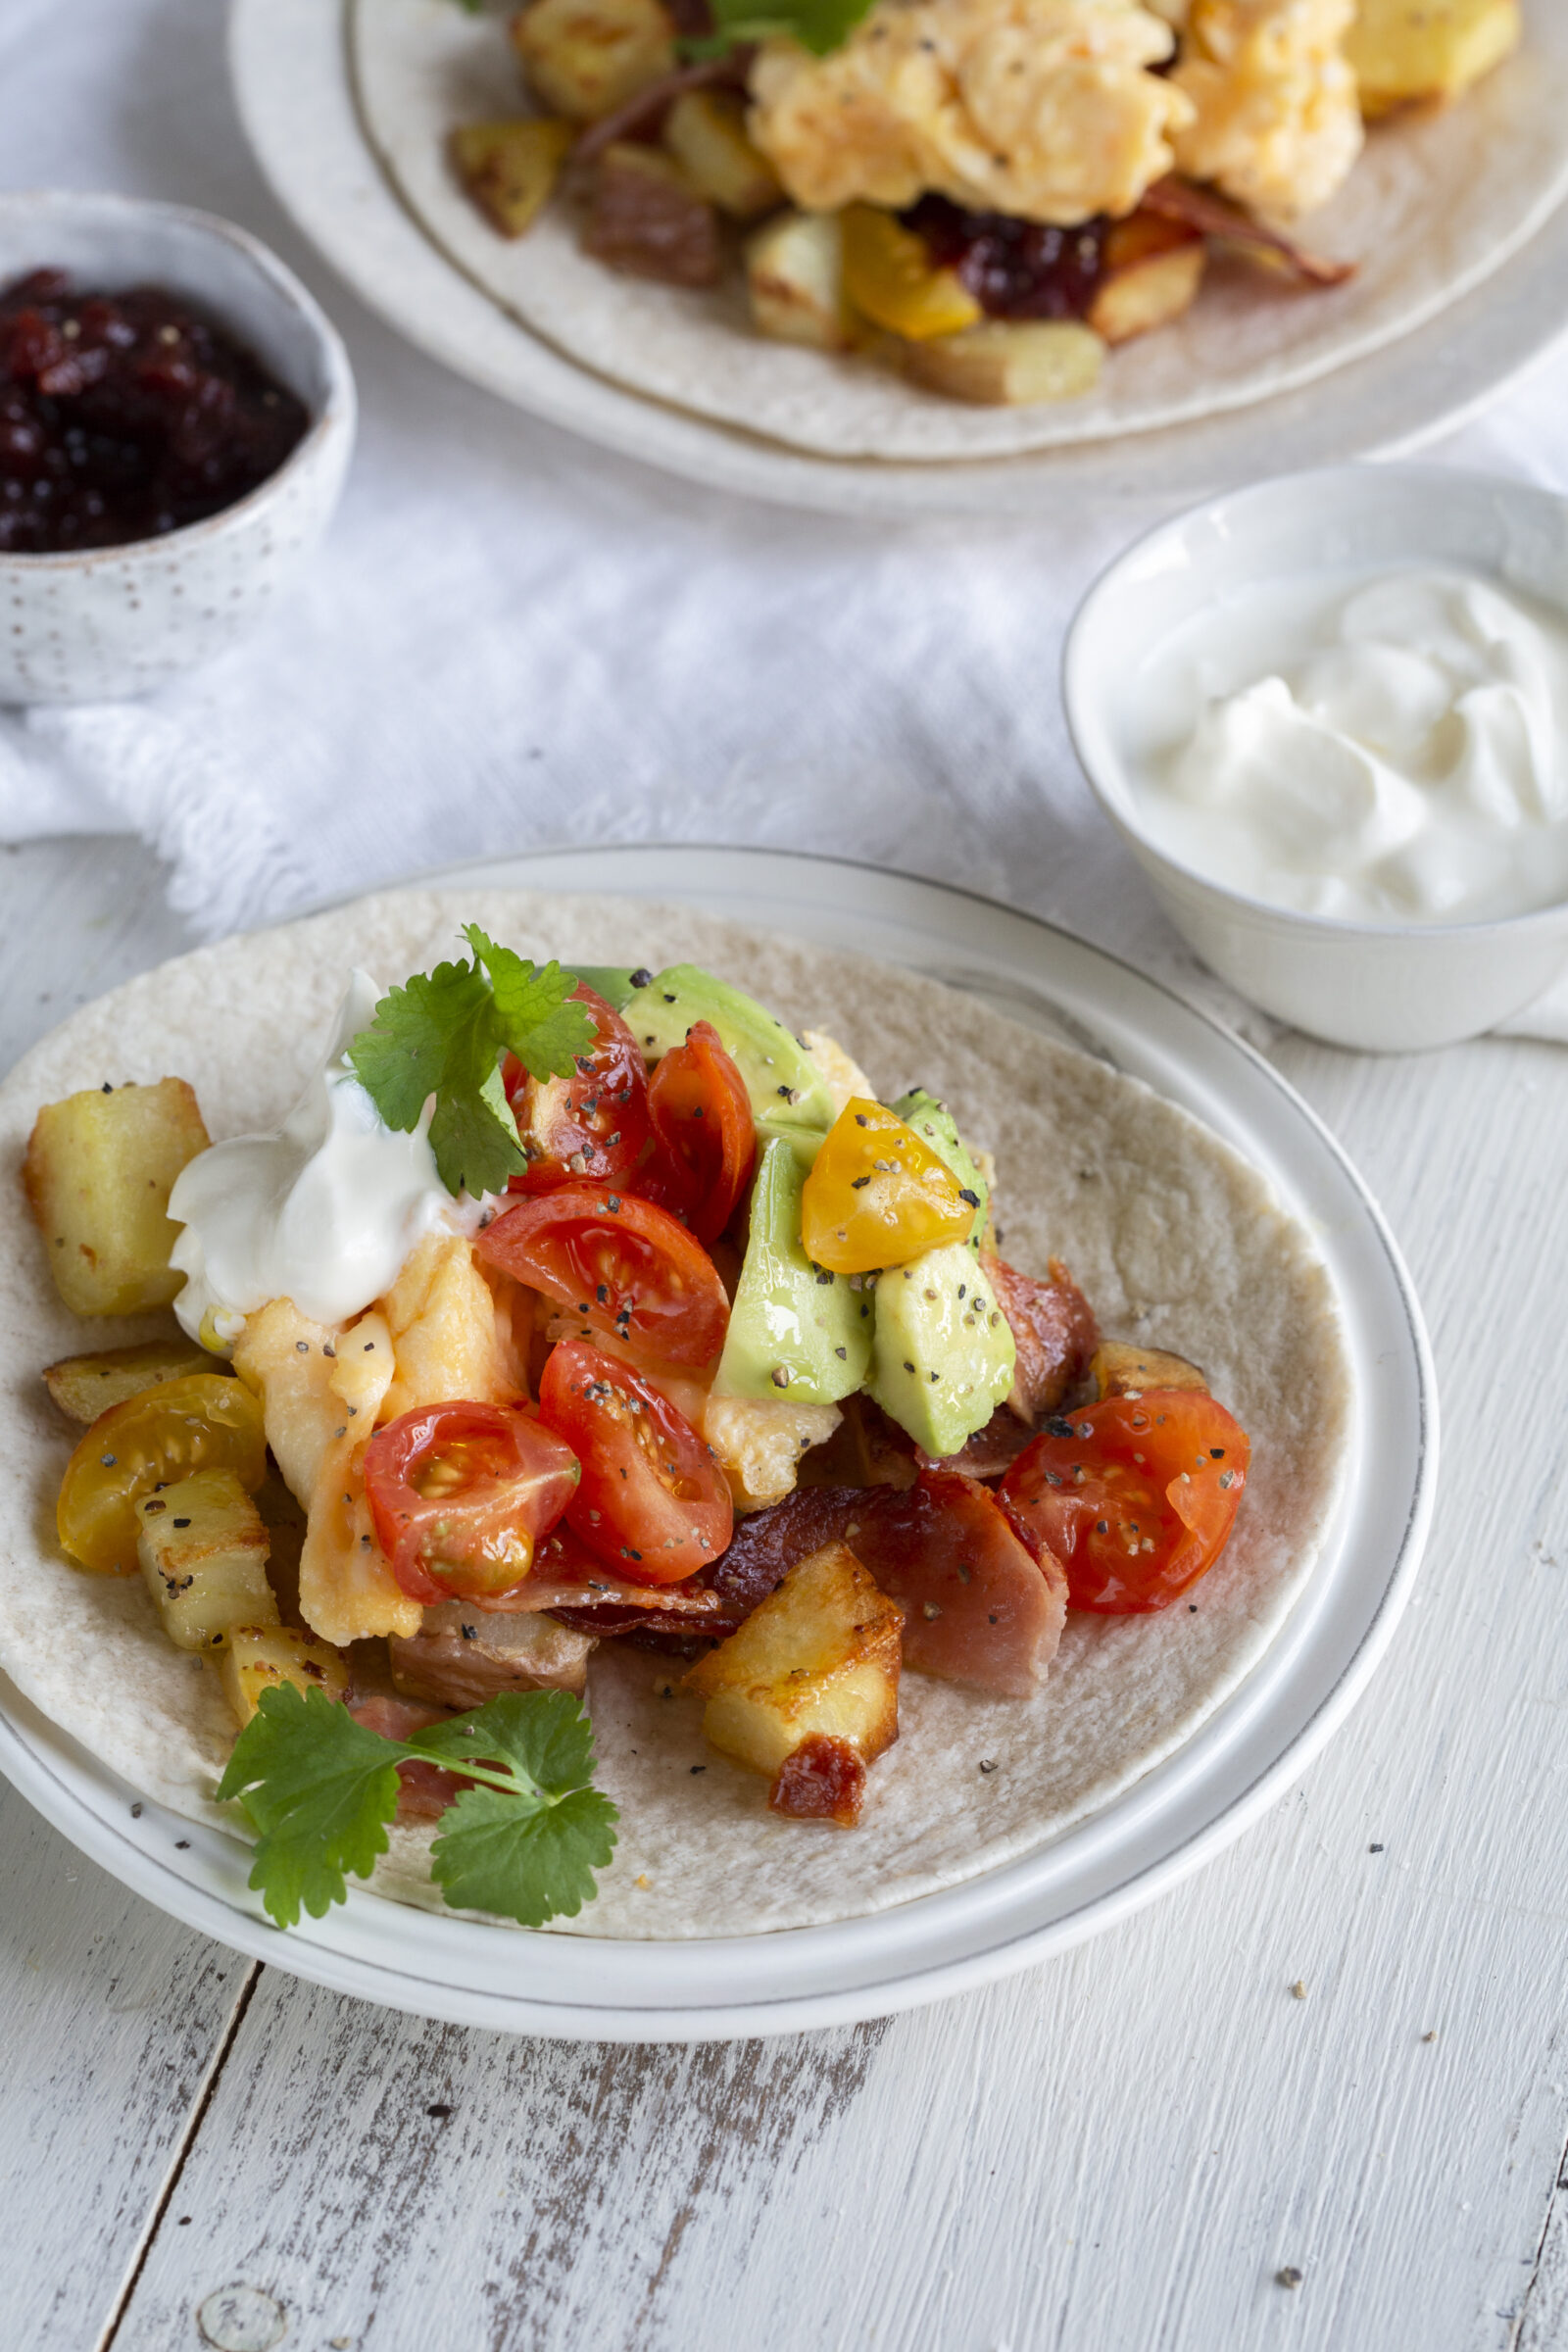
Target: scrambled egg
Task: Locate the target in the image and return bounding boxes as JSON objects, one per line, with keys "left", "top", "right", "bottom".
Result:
{"left": 748, "top": 0, "right": 1193, "bottom": 227}
{"left": 1171, "top": 0, "right": 1363, "bottom": 218}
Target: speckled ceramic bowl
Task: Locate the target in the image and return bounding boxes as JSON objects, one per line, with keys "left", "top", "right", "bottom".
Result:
{"left": 0, "top": 191, "right": 355, "bottom": 705}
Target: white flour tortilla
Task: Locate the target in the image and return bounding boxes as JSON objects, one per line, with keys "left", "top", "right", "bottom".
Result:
{"left": 0, "top": 889, "right": 1351, "bottom": 1937}
{"left": 352, "top": 0, "right": 1568, "bottom": 463}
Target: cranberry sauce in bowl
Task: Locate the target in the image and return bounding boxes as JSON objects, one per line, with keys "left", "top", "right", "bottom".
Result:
{"left": 0, "top": 269, "right": 309, "bottom": 554}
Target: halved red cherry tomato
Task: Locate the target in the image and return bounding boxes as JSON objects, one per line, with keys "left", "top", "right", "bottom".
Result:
{"left": 504, "top": 984, "right": 651, "bottom": 1195}
{"left": 644, "top": 1018, "right": 756, "bottom": 1243}
{"left": 1000, "top": 1389, "right": 1250, "bottom": 1613}
{"left": 537, "top": 1340, "right": 732, "bottom": 1585}
{"left": 476, "top": 1184, "right": 729, "bottom": 1366}
{"left": 364, "top": 1401, "right": 580, "bottom": 1604}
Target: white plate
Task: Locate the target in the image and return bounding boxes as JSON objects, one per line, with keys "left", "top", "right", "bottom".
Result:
{"left": 0, "top": 848, "right": 1436, "bottom": 2040}
{"left": 227, "top": 0, "right": 1568, "bottom": 518}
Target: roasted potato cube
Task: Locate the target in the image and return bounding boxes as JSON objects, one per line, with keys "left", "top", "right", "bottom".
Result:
{"left": 904, "top": 318, "right": 1102, "bottom": 407}
{"left": 1348, "top": 0, "right": 1520, "bottom": 117}
{"left": 137, "top": 1468, "right": 275, "bottom": 1652}
{"left": 24, "top": 1077, "right": 210, "bottom": 1317}
{"left": 662, "top": 89, "right": 781, "bottom": 220}
{"left": 1092, "top": 1342, "right": 1209, "bottom": 1400}
{"left": 685, "top": 1540, "right": 903, "bottom": 1782}
{"left": 747, "top": 211, "right": 853, "bottom": 352}
{"left": 1089, "top": 215, "right": 1206, "bottom": 346}
{"left": 390, "top": 1600, "right": 596, "bottom": 1708}
{"left": 511, "top": 0, "right": 674, "bottom": 124}
{"left": 585, "top": 143, "right": 721, "bottom": 286}
{"left": 452, "top": 117, "right": 572, "bottom": 237}
{"left": 220, "top": 1623, "right": 349, "bottom": 1728}
{"left": 43, "top": 1336, "right": 221, "bottom": 1424}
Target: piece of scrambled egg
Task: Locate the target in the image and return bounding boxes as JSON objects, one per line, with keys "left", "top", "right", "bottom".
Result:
{"left": 748, "top": 0, "right": 1361, "bottom": 229}
{"left": 1171, "top": 0, "right": 1362, "bottom": 218}
{"left": 748, "top": 0, "right": 1192, "bottom": 226}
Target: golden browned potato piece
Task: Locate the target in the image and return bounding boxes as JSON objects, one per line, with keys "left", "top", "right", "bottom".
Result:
{"left": 137, "top": 1468, "right": 276, "bottom": 1653}
{"left": 746, "top": 211, "right": 854, "bottom": 352}
{"left": 43, "top": 1335, "right": 221, "bottom": 1424}
{"left": 904, "top": 318, "right": 1102, "bottom": 407}
{"left": 1089, "top": 215, "right": 1207, "bottom": 347}
{"left": 511, "top": 0, "right": 673, "bottom": 124}
{"left": 451, "top": 118, "right": 573, "bottom": 236}
{"left": 220, "top": 1624, "right": 349, "bottom": 1729}
{"left": 663, "top": 89, "right": 782, "bottom": 220}
{"left": 1348, "top": 0, "right": 1520, "bottom": 116}
{"left": 24, "top": 1078, "right": 210, "bottom": 1317}
{"left": 1092, "top": 1341, "right": 1210, "bottom": 1399}
{"left": 684, "top": 1540, "right": 903, "bottom": 1783}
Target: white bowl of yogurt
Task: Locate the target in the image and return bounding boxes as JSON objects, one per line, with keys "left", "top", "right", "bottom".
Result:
{"left": 1063, "top": 465, "right": 1568, "bottom": 1053}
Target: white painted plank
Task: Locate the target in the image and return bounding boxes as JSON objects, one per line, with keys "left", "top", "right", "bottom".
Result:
{"left": 0, "top": 1777, "right": 253, "bottom": 2349}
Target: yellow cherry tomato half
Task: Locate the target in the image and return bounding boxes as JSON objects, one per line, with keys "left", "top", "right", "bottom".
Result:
{"left": 800, "top": 1098, "right": 976, "bottom": 1275}
{"left": 58, "top": 1372, "right": 267, "bottom": 1575}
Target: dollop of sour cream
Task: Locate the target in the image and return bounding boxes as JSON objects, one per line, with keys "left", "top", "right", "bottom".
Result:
{"left": 169, "top": 971, "right": 483, "bottom": 1349}
{"left": 1121, "top": 566, "right": 1568, "bottom": 924}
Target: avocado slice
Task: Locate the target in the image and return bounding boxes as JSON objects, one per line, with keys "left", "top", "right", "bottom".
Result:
{"left": 867, "top": 1242, "right": 1015, "bottom": 1456}
{"left": 890, "top": 1089, "right": 988, "bottom": 1256}
{"left": 712, "top": 1137, "right": 872, "bottom": 1402}
{"left": 620, "top": 965, "right": 837, "bottom": 1134}
{"left": 564, "top": 965, "right": 648, "bottom": 1010}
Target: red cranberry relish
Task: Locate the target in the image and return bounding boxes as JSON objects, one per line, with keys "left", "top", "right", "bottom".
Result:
{"left": 901, "top": 197, "right": 1111, "bottom": 321}
{"left": 0, "top": 269, "right": 309, "bottom": 555}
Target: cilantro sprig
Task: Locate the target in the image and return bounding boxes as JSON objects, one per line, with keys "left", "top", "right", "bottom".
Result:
{"left": 216, "top": 1684, "right": 618, "bottom": 1930}
{"left": 683, "top": 0, "right": 874, "bottom": 59}
{"left": 348, "top": 924, "right": 595, "bottom": 1199}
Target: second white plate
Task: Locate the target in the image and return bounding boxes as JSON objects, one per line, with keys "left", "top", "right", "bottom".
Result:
{"left": 228, "top": 0, "right": 1568, "bottom": 518}
{"left": 0, "top": 850, "right": 1437, "bottom": 2039}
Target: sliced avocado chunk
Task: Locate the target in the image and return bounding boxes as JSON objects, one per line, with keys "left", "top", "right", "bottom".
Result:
{"left": 620, "top": 964, "right": 837, "bottom": 1132}
{"left": 712, "top": 1138, "right": 872, "bottom": 1402}
{"left": 564, "top": 965, "right": 648, "bottom": 1010}
{"left": 867, "top": 1242, "right": 1015, "bottom": 1456}
{"left": 890, "top": 1089, "right": 988, "bottom": 1256}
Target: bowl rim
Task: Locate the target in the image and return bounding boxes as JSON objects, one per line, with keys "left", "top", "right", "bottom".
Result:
{"left": 0, "top": 187, "right": 356, "bottom": 571}
{"left": 1061, "top": 459, "right": 1568, "bottom": 948}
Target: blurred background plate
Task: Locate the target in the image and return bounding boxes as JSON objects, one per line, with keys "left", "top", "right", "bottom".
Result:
{"left": 0, "top": 848, "right": 1438, "bottom": 2040}
{"left": 229, "top": 0, "right": 1568, "bottom": 518}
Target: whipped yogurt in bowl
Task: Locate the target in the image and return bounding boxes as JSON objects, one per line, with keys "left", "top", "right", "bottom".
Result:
{"left": 1063, "top": 466, "right": 1568, "bottom": 1052}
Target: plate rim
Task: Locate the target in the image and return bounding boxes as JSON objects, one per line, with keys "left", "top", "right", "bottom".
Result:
{"left": 0, "top": 848, "right": 1438, "bottom": 2039}
{"left": 226, "top": 0, "right": 1568, "bottom": 518}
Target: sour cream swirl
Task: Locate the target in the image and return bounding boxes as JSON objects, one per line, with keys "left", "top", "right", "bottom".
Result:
{"left": 1123, "top": 567, "right": 1568, "bottom": 925}
{"left": 169, "top": 971, "right": 483, "bottom": 1348}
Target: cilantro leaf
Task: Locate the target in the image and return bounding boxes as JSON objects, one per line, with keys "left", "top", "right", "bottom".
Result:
{"left": 431, "top": 1785, "right": 618, "bottom": 1925}
{"left": 216, "top": 1683, "right": 403, "bottom": 1929}
{"left": 687, "top": 0, "right": 874, "bottom": 59}
{"left": 462, "top": 927, "right": 598, "bottom": 1084}
{"left": 215, "top": 1686, "right": 618, "bottom": 1933}
{"left": 347, "top": 927, "right": 594, "bottom": 1197}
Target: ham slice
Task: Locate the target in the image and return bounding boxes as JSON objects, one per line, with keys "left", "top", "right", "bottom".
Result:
{"left": 985, "top": 1252, "right": 1099, "bottom": 1423}
{"left": 1142, "top": 176, "right": 1354, "bottom": 286}
{"left": 687, "top": 1470, "right": 1066, "bottom": 1698}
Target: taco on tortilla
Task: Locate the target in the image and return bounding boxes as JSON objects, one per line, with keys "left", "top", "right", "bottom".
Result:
{"left": 1, "top": 891, "right": 1350, "bottom": 1938}
{"left": 351, "top": 0, "right": 1561, "bottom": 456}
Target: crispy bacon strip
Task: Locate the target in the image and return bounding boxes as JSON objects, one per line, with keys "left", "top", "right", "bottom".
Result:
{"left": 985, "top": 1252, "right": 1100, "bottom": 1424}
{"left": 572, "top": 51, "right": 753, "bottom": 167}
{"left": 669, "top": 1470, "right": 1065, "bottom": 1698}
{"left": 348, "top": 1694, "right": 466, "bottom": 1824}
{"left": 1142, "top": 175, "right": 1354, "bottom": 287}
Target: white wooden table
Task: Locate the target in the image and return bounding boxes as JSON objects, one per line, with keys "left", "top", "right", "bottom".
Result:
{"left": 3, "top": 835, "right": 1566, "bottom": 2352}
